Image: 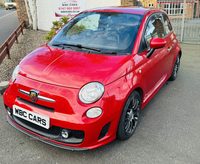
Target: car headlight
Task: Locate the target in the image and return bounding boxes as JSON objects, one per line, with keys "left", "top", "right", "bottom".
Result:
{"left": 79, "top": 82, "right": 104, "bottom": 104}
{"left": 12, "top": 65, "right": 19, "bottom": 82}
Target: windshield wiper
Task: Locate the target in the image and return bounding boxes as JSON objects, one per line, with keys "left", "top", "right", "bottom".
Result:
{"left": 101, "top": 51, "right": 130, "bottom": 55}
{"left": 52, "top": 43, "right": 100, "bottom": 52}
{"left": 52, "top": 43, "right": 128, "bottom": 55}
{"left": 51, "top": 43, "right": 75, "bottom": 50}
{"left": 52, "top": 43, "right": 71, "bottom": 46}
{"left": 75, "top": 44, "right": 100, "bottom": 52}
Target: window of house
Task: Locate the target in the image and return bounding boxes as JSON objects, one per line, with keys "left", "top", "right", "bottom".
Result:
{"left": 164, "top": 3, "right": 184, "bottom": 15}
{"left": 162, "top": 14, "right": 172, "bottom": 35}
{"left": 148, "top": 3, "right": 154, "bottom": 7}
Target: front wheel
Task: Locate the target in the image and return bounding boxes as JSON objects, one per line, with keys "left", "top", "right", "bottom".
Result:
{"left": 117, "top": 90, "right": 141, "bottom": 140}
{"left": 169, "top": 54, "right": 180, "bottom": 81}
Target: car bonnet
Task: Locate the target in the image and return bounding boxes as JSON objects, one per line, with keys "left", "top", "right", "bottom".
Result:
{"left": 18, "top": 45, "right": 135, "bottom": 88}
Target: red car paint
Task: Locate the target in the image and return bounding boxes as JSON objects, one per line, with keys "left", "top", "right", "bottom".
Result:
{"left": 3, "top": 6, "right": 181, "bottom": 150}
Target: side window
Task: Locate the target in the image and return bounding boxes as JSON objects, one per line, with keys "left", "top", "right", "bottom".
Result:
{"left": 162, "top": 14, "right": 172, "bottom": 35}
{"left": 144, "top": 14, "right": 165, "bottom": 47}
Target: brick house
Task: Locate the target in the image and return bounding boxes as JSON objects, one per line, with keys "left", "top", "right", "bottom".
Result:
{"left": 139, "top": 0, "right": 200, "bottom": 19}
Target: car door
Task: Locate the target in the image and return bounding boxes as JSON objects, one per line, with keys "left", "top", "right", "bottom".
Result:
{"left": 138, "top": 13, "right": 174, "bottom": 100}
{"left": 162, "top": 13, "right": 176, "bottom": 70}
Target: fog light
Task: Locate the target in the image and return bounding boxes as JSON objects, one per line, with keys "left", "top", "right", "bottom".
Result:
{"left": 61, "top": 129, "right": 72, "bottom": 139}
{"left": 86, "top": 107, "right": 102, "bottom": 118}
{"left": 7, "top": 107, "right": 12, "bottom": 116}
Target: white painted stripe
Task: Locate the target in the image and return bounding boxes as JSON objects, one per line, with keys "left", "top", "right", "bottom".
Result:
{"left": 0, "top": 11, "right": 16, "bottom": 20}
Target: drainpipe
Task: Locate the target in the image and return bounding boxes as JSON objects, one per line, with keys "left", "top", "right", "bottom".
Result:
{"left": 32, "top": 0, "right": 38, "bottom": 30}
{"left": 24, "top": 0, "right": 33, "bottom": 27}
{"left": 181, "top": 0, "right": 186, "bottom": 42}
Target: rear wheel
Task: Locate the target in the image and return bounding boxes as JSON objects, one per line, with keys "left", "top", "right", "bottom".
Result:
{"left": 169, "top": 54, "right": 180, "bottom": 81}
{"left": 117, "top": 90, "right": 141, "bottom": 140}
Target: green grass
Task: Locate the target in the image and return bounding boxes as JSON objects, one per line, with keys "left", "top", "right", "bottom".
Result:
{"left": 0, "top": 8, "right": 6, "bottom": 10}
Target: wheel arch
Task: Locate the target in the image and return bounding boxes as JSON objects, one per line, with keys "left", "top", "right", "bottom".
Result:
{"left": 116, "top": 87, "right": 142, "bottom": 140}
{"left": 175, "top": 44, "right": 182, "bottom": 60}
{"left": 134, "top": 87, "right": 143, "bottom": 103}
{"left": 179, "top": 50, "right": 182, "bottom": 58}
{"left": 124, "top": 86, "right": 144, "bottom": 109}
{"left": 170, "top": 44, "right": 182, "bottom": 74}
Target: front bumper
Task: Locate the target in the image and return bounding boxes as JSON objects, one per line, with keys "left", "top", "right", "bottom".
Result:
{"left": 6, "top": 5, "right": 16, "bottom": 9}
{"left": 7, "top": 116, "right": 88, "bottom": 151}
{"left": 3, "top": 75, "right": 124, "bottom": 150}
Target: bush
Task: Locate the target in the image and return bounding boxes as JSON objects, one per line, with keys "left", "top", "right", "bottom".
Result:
{"left": 45, "top": 16, "right": 70, "bottom": 41}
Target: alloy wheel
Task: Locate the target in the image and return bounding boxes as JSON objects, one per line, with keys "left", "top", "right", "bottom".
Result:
{"left": 124, "top": 95, "right": 140, "bottom": 135}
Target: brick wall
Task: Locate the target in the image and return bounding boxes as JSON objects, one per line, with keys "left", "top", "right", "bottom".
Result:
{"left": 121, "top": 0, "right": 137, "bottom": 6}
{"left": 16, "top": 0, "right": 29, "bottom": 26}
{"left": 0, "top": 0, "right": 4, "bottom": 6}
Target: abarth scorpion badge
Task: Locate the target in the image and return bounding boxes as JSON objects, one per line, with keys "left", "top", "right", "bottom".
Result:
{"left": 29, "top": 90, "right": 39, "bottom": 102}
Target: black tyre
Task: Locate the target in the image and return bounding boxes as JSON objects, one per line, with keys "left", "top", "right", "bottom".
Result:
{"left": 117, "top": 90, "right": 141, "bottom": 140}
{"left": 169, "top": 54, "right": 180, "bottom": 81}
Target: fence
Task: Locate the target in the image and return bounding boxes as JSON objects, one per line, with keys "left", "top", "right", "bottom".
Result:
{"left": 0, "top": 21, "right": 26, "bottom": 65}
{"left": 138, "top": 0, "right": 200, "bottom": 44}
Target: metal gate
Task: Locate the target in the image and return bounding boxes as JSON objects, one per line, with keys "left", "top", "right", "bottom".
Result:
{"left": 138, "top": 0, "right": 200, "bottom": 44}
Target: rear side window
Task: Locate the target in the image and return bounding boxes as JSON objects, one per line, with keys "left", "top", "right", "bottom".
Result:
{"left": 144, "top": 14, "right": 165, "bottom": 47}
{"left": 163, "top": 14, "right": 172, "bottom": 35}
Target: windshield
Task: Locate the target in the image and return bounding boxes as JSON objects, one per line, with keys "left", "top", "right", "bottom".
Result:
{"left": 49, "top": 12, "right": 143, "bottom": 54}
{"left": 6, "top": 0, "right": 15, "bottom": 2}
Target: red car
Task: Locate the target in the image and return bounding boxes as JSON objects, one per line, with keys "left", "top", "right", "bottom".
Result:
{"left": 3, "top": 7, "right": 181, "bottom": 150}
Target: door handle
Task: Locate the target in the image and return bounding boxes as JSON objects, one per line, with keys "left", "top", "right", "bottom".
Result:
{"left": 167, "top": 46, "right": 172, "bottom": 51}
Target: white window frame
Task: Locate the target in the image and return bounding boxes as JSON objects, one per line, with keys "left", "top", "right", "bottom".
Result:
{"left": 148, "top": 3, "right": 154, "bottom": 7}
{"left": 164, "top": 3, "right": 184, "bottom": 15}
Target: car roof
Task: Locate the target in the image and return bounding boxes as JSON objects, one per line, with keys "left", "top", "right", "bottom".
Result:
{"left": 83, "top": 6, "right": 162, "bottom": 15}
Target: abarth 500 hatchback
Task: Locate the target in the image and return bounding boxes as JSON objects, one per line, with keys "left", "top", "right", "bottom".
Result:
{"left": 3, "top": 7, "right": 181, "bottom": 150}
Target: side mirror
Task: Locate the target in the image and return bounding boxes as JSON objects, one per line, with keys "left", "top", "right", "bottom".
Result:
{"left": 150, "top": 38, "right": 166, "bottom": 49}
{"left": 147, "top": 38, "right": 166, "bottom": 58}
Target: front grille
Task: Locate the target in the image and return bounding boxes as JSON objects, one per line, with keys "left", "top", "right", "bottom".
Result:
{"left": 14, "top": 115, "right": 60, "bottom": 136}
{"left": 17, "top": 97, "right": 55, "bottom": 112}
{"left": 13, "top": 115, "right": 84, "bottom": 144}
{"left": 5, "top": 105, "right": 84, "bottom": 144}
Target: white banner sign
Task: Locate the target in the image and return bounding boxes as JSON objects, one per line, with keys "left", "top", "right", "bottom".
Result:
{"left": 54, "top": 0, "right": 86, "bottom": 17}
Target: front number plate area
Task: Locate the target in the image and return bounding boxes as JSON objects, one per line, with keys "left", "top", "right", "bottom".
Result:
{"left": 13, "top": 105, "right": 50, "bottom": 129}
